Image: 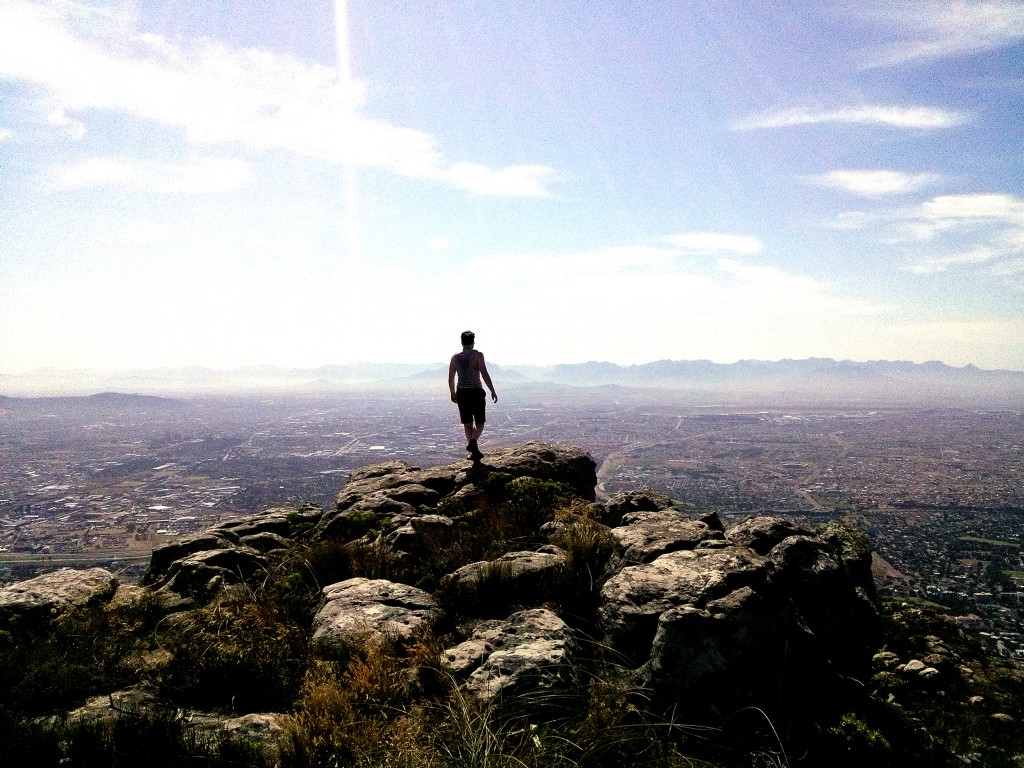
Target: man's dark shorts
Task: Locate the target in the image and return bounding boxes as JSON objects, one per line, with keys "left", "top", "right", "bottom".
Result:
{"left": 456, "top": 387, "right": 486, "bottom": 425}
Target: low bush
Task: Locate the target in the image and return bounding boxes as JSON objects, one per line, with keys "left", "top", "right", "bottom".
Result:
{"left": 0, "top": 596, "right": 158, "bottom": 714}
{"left": 157, "top": 579, "right": 312, "bottom": 713}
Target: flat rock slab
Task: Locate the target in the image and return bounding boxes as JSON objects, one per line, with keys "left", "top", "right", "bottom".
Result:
{"left": 460, "top": 442, "right": 597, "bottom": 501}
{"left": 334, "top": 463, "right": 459, "bottom": 511}
{"left": 444, "top": 608, "right": 576, "bottom": 705}
{"left": 0, "top": 567, "right": 118, "bottom": 618}
{"left": 445, "top": 549, "right": 568, "bottom": 589}
{"left": 609, "top": 511, "right": 724, "bottom": 567}
{"left": 312, "top": 578, "right": 436, "bottom": 652}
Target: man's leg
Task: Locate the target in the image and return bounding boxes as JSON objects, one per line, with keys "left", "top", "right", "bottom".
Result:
{"left": 469, "top": 391, "right": 486, "bottom": 459}
{"left": 472, "top": 390, "right": 487, "bottom": 443}
{"left": 468, "top": 427, "right": 484, "bottom": 460}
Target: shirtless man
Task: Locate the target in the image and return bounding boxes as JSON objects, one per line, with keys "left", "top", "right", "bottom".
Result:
{"left": 448, "top": 330, "right": 497, "bottom": 461}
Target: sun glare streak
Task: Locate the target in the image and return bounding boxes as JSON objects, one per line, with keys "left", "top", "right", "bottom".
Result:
{"left": 334, "top": 0, "right": 361, "bottom": 279}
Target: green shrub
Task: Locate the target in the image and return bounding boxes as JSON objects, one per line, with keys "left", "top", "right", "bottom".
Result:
{"left": 157, "top": 580, "right": 312, "bottom": 713}
{"left": 505, "top": 477, "right": 576, "bottom": 531}
{"left": 0, "top": 600, "right": 148, "bottom": 714}
{"left": 335, "top": 508, "right": 391, "bottom": 541}
{"left": 827, "top": 711, "right": 892, "bottom": 762}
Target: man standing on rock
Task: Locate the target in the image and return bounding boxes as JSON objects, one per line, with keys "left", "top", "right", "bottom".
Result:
{"left": 449, "top": 330, "right": 497, "bottom": 461}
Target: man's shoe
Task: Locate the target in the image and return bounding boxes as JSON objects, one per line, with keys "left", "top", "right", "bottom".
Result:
{"left": 470, "top": 446, "right": 484, "bottom": 461}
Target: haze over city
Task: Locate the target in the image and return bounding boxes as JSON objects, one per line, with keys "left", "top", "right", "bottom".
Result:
{"left": 2, "top": 0, "right": 1024, "bottom": 375}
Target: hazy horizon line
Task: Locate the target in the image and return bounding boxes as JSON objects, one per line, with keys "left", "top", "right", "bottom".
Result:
{"left": 4, "top": 355, "right": 1023, "bottom": 377}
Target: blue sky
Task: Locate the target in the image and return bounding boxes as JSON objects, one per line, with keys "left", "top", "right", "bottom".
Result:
{"left": 1, "top": 0, "right": 1023, "bottom": 373}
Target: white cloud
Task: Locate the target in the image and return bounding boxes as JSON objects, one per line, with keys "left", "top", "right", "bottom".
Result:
{"left": 808, "top": 169, "right": 941, "bottom": 196}
{"left": 457, "top": 245, "right": 893, "bottom": 366}
{"left": 476, "top": 245, "right": 679, "bottom": 278}
{"left": 732, "top": 105, "right": 968, "bottom": 131}
{"left": 474, "top": 235, "right": 765, "bottom": 282}
{"left": 830, "top": 211, "right": 872, "bottom": 230}
{"left": 884, "top": 320, "right": 1024, "bottom": 367}
{"left": 0, "top": 0, "right": 555, "bottom": 197}
{"left": 874, "top": 194, "right": 1024, "bottom": 275}
{"left": 0, "top": 128, "right": 13, "bottom": 142}
{"left": 662, "top": 232, "right": 764, "bottom": 256}
{"left": 443, "top": 162, "right": 554, "bottom": 198}
{"left": 715, "top": 258, "right": 887, "bottom": 317}
{"left": 904, "top": 249, "right": 1003, "bottom": 274}
{"left": 472, "top": 242, "right": 883, "bottom": 318}
{"left": 989, "top": 257, "right": 1024, "bottom": 276}
{"left": 47, "top": 107, "right": 85, "bottom": 140}
{"left": 53, "top": 156, "right": 255, "bottom": 193}
{"left": 919, "top": 193, "right": 1024, "bottom": 221}
{"left": 850, "top": 0, "right": 1024, "bottom": 69}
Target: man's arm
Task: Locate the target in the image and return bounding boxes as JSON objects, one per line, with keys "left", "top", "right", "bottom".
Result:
{"left": 478, "top": 353, "right": 497, "bottom": 403}
{"left": 448, "top": 356, "right": 458, "bottom": 402}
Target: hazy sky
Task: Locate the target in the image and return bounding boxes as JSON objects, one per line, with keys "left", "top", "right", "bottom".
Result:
{"left": 2, "top": 0, "right": 1023, "bottom": 373}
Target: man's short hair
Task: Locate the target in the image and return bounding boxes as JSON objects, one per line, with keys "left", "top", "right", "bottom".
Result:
{"left": 461, "top": 330, "right": 475, "bottom": 346}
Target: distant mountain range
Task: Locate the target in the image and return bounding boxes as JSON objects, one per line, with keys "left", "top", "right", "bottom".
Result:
{"left": 2, "top": 358, "right": 1023, "bottom": 405}
{"left": 511, "top": 358, "right": 1024, "bottom": 405}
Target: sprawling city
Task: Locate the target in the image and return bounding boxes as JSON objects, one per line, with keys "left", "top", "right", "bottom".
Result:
{"left": 2, "top": 385, "right": 1023, "bottom": 660}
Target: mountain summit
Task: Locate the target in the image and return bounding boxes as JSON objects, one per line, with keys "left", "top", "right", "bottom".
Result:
{"left": 1, "top": 443, "right": 1019, "bottom": 766}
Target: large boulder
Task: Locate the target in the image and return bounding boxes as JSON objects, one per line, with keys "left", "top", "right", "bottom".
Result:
{"left": 143, "top": 532, "right": 238, "bottom": 586}
{"left": 608, "top": 509, "right": 725, "bottom": 569}
{"left": 213, "top": 507, "right": 321, "bottom": 541}
{"left": 0, "top": 567, "right": 118, "bottom": 619}
{"left": 384, "top": 514, "right": 455, "bottom": 554}
{"left": 639, "top": 586, "right": 810, "bottom": 716}
{"left": 600, "top": 546, "right": 768, "bottom": 664}
{"left": 66, "top": 690, "right": 294, "bottom": 766}
{"left": 599, "top": 518, "right": 880, "bottom": 735}
{"left": 441, "top": 547, "right": 570, "bottom": 615}
{"left": 149, "top": 546, "right": 269, "bottom": 603}
{"left": 725, "top": 515, "right": 813, "bottom": 554}
{"left": 317, "top": 495, "right": 418, "bottom": 541}
{"left": 332, "top": 462, "right": 460, "bottom": 514}
{"left": 311, "top": 578, "right": 437, "bottom": 654}
{"left": 467, "top": 442, "right": 597, "bottom": 501}
{"left": 600, "top": 488, "right": 675, "bottom": 527}
{"left": 443, "top": 608, "right": 577, "bottom": 708}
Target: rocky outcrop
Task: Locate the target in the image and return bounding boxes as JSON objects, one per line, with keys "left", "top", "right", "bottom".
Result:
{"left": 315, "top": 441, "right": 597, "bottom": 543}
{"left": 0, "top": 567, "right": 118, "bottom": 619}
{"left": 599, "top": 514, "right": 879, "bottom": 729}
{"left": 64, "top": 688, "right": 294, "bottom": 765}
{"left": 4, "top": 441, "right": 885, "bottom": 762}
{"left": 142, "top": 507, "right": 319, "bottom": 602}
